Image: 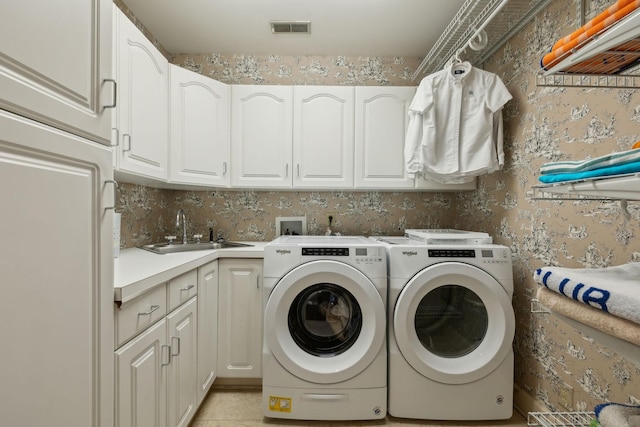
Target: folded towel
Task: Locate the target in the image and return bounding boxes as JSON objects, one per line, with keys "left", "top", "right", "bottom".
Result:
{"left": 538, "top": 160, "right": 640, "bottom": 183}
{"left": 541, "top": 1, "right": 640, "bottom": 69}
{"left": 541, "top": 148, "right": 640, "bottom": 174}
{"left": 552, "top": 0, "right": 637, "bottom": 50}
{"left": 536, "top": 287, "right": 640, "bottom": 346}
{"left": 595, "top": 403, "right": 640, "bottom": 427}
{"left": 533, "top": 263, "right": 640, "bottom": 325}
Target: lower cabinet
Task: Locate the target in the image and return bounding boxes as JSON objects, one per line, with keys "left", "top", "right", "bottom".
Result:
{"left": 217, "top": 259, "right": 263, "bottom": 378}
{"left": 115, "top": 272, "right": 199, "bottom": 427}
{"left": 115, "top": 257, "right": 263, "bottom": 426}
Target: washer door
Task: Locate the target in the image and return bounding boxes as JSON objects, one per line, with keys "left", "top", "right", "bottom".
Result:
{"left": 393, "top": 262, "right": 514, "bottom": 385}
{"left": 264, "top": 260, "right": 386, "bottom": 384}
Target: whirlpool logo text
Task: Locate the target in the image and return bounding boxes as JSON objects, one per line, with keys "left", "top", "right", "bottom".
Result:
{"left": 275, "top": 249, "right": 291, "bottom": 255}
{"left": 402, "top": 251, "right": 418, "bottom": 256}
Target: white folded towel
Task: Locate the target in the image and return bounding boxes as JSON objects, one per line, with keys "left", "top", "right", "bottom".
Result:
{"left": 533, "top": 263, "right": 640, "bottom": 325}
{"left": 595, "top": 403, "right": 640, "bottom": 427}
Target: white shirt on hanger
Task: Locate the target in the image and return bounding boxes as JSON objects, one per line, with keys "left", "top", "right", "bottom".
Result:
{"left": 405, "top": 61, "right": 512, "bottom": 182}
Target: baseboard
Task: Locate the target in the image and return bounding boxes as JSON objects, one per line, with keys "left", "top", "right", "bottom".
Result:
{"left": 213, "top": 377, "right": 262, "bottom": 390}
{"left": 514, "top": 383, "right": 550, "bottom": 418}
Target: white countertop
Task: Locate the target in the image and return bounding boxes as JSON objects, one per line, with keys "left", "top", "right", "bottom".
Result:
{"left": 114, "top": 241, "right": 267, "bottom": 303}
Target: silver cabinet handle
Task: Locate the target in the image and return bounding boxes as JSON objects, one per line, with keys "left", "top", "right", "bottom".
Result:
{"left": 138, "top": 304, "right": 159, "bottom": 316}
{"left": 180, "top": 284, "right": 195, "bottom": 292}
{"left": 285, "top": 163, "right": 289, "bottom": 177}
{"left": 223, "top": 162, "right": 227, "bottom": 176}
{"left": 257, "top": 274, "right": 260, "bottom": 289}
{"left": 104, "top": 180, "right": 118, "bottom": 211}
{"left": 123, "top": 134, "right": 131, "bottom": 152}
{"left": 161, "top": 344, "right": 171, "bottom": 366}
{"left": 171, "top": 337, "right": 181, "bottom": 357}
{"left": 297, "top": 164, "right": 300, "bottom": 177}
{"left": 103, "top": 78, "right": 117, "bottom": 109}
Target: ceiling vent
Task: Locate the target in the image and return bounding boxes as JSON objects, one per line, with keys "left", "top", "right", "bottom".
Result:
{"left": 270, "top": 21, "right": 311, "bottom": 34}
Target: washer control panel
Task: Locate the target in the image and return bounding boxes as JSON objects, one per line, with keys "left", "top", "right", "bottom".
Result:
{"left": 300, "top": 246, "right": 384, "bottom": 265}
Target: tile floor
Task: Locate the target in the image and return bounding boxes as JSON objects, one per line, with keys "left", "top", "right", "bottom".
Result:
{"left": 190, "top": 388, "right": 529, "bottom": 427}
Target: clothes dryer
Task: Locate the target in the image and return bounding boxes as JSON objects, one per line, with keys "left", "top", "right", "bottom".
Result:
{"left": 372, "top": 235, "right": 515, "bottom": 420}
{"left": 263, "top": 236, "right": 387, "bottom": 420}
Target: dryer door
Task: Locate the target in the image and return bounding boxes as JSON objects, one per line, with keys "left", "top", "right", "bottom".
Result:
{"left": 393, "top": 261, "right": 514, "bottom": 385}
{"left": 264, "top": 260, "right": 386, "bottom": 384}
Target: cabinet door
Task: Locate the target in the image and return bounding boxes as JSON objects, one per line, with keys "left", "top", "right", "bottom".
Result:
{"left": 167, "top": 297, "right": 198, "bottom": 427}
{"left": 0, "top": 110, "right": 114, "bottom": 427}
{"left": 354, "top": 86, "right": 416, "bottom": 189}
{"left": 218, "top": 259, "right": 263, "bottom": 378}
{"left": 0, "top": 0, "right": 113, "bottom": 145}
{"left": 231, "top": 85, "right": 293, "bottom": 188}
{"left": 113, "top": 7, "right": 169, "bottom": 180}
{"left": 170, "top": 65, "right": 230, "bottom": 187}
{"left": 116, "top": 319, "right": 168, "bottom": 427}
{"left": 293, "top": 86, "right": 355, "bottom": 188}
{"left": 197, "top": 260, "right": 219, "bottom": 404}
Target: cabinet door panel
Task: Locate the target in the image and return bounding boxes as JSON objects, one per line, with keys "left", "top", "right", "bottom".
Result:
{"left": 0, "top": 110, "right": 113, "bottom": 427}
{"left": 218, "top": 259, "right": 263, "bottom": 377}
{"left": 231, "top": 85, "right": 292, "bottom": 188}
{"left": 167, "top": 298, "right": 198, "bottom": 427}
{"left": 354, "top": 86, "right": 416, "bottom": 189}
{"left": 114, "top": 8, "right": 168, "bottom": 180}
{"left": 197, "top": 261, "right": 218, "bottom": 404}
{"left": 0, "top": 0, "right": 112, "bottom": 144}
{"left": 293, "top": 86, "right": 354, "bottom": 188}
{"left": 116, "top": 320, "right": 167, "bottom": 427}
{"left": 170, "top": 65, "right": 230, "bottom": 186}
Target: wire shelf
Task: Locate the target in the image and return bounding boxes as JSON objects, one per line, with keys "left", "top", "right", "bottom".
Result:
{"left": 527, "top": 411, "right": 596, "bottom": 427}
{"left": 414, "top": 0, "right": 554, "bottom": 79}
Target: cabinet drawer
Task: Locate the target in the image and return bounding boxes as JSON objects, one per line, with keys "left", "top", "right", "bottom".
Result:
{"left": 168, "top": 269, "right": 198, "bottom": 311}
{"left": 115, "top": 284, "right": 167, "bottom": 347}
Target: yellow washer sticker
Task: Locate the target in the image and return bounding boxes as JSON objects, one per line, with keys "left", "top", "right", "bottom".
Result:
{"left": 268, "top": 396, "right": 292, "bottom": 412}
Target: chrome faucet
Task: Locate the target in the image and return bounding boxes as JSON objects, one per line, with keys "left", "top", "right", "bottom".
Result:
{"left": 176, "top": 208, "right": 188, "bottom": 244}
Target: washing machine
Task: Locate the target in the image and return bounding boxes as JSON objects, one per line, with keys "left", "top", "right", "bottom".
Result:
{"left": 262, "top": 235, "right": 387, "bottom": 420}
{"left": 372, "top": 231, "right": 515, "bottom": 420}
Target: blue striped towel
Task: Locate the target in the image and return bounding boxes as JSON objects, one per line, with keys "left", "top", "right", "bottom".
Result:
{"left": 540, "top": 148, "right": 640, "bottom": 175}
{"left": 533, "top": 263, "right": 640, "bottom": 325}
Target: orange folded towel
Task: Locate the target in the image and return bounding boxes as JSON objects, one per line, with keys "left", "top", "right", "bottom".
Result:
{"left": 542, "top": 0, "right": 640, "bottom": 69}
{"left": 552, "top": 0, "right": 636, "bottom": 50}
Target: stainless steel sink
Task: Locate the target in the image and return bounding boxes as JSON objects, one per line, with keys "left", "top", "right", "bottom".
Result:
{"left": 141, "top": 241, "right": 253, "bottom": 254}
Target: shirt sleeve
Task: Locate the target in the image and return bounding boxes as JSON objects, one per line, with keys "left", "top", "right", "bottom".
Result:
{"left": 404, "top": 80, "right": 434, "bottom": 177}
{"left": 404, "top": 110, "right": 424, "bottom": 177}
{"left": 408, "top": 78, "right": 433, "bottom": 113}
{"left": 485, "top": 73, "right": 512, "bottom": 113}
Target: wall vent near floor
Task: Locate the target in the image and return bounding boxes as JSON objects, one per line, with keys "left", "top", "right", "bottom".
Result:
{"left": 270, "top": 21, "right": 311, "bottom": 34}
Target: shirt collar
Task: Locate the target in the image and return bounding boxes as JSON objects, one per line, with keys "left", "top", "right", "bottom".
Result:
{"left": 447, "top": 61, "right": 472, "bottom": 83}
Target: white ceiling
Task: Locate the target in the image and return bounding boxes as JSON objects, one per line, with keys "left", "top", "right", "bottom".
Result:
{"left": 120, "top": 0, "right": 468, "bottom": 57}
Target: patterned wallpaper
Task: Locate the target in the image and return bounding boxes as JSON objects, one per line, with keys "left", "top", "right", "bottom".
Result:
{"left": 116, "top": 0, "right": 640, "bottom": 415}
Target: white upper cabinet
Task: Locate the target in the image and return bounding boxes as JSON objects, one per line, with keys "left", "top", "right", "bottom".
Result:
{"left": 231, "top": 85, "right": 293, "bottom": 188}
{"left": 354, "top": 86, "right": 416, "bottom": 189}
{"left": 169, "top": 65, "right": 230, "bottom": 187}
{"left": 231, "top": 85, "right": 354, "bottom": 189}
{"left": 293, "top": 86, "right": 355, "bottom": 189}
{"left": 0, "top": 0, "right": 114, "bottom": 145}
{"left": 113, "top": 7, "right": 169, "bottom": 181}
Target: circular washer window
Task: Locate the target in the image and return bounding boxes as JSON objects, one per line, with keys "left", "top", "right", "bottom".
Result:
{"left": 288, "top": 283, "right": 362, "bottom": 357}
{"left": 415, "top": 284, "right": 488, "bottom": 358}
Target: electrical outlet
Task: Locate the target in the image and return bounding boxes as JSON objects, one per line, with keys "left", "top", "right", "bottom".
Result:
{"left": 326, "top": 212, "right": 335, "bottom": 227}
{"left": 558, "top": 382, "right": 573, "bottom": 409}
